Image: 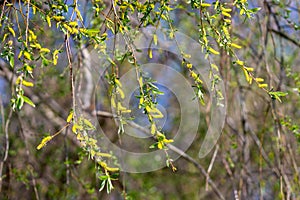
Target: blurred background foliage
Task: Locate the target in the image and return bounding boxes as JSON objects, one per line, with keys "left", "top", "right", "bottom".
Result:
{"left": 0, "top": 0, "right": 300, "bottom": 199}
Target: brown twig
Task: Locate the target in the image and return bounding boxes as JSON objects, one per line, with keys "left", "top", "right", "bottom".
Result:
{"left": 0, "top": 98, "right": 12, "bottom": 193}
{"left": 65, "top": 34, "right": 76, "bottom": 115}
{"left": 206, "top": 145, "right": 219, "bottom": 191}
{"left": 96, "top": 110, "right": 225, "bottom": 200}
{"left": 16, "top": 114, "right": 40, "bottom": 200}
{"left": 268, "top": 28, "right": 300, "bottom": 48}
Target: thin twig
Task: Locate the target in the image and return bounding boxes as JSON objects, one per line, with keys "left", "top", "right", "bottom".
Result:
{"left": 268, "top": 28, "right": 300, "bottom": 48}
{"left": 28, "top": 165, "right": 40, "bottom": 200}
{"left": 0, "top": 0, "right": 8, "bottom": 24}
{"left": 96, "top": 110, "right": 225, "bottom": 200}
{"left": 25, "top": 0, "right": 30, "bottom": 45}
{"left": 287, "top": 143, "right": 299, "bottom": 186}
{"left": 206, "top": 145, "right": 219, "bottom": 191}
{"left": 16, "top": 114, "right": 40, "bottom": 200}
{"left": 221, "top": 155, "right": 239, "bottom": 200}
{"left": 65, "top": 34, "right": 76, "bottom": 114}
{"left": 64, "top": 127, "right": 70, "bottom": 196}
{"left": 0, "top": 98, "right": 12, "bottom": 193}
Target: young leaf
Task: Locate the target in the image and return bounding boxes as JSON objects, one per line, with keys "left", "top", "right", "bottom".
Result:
{"left": 22, "top": 95, "right": 36, "bottom": 108}
{"left": 99, "top": 180, "right": 106, "bottom": 192}
{"left": 16, "top": 95, "right": 24, "bottom": 110}
{"left": 269, "top": 91, "right": 288, "bottom": 103}
{"left": 9, "top": 54, "right": 14, "bottom": 68}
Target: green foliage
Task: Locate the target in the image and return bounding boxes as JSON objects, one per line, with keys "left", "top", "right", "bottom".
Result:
{"left": 281, "top": 116, "right": 300, "bottom": 143}
{"left": 0, "top": 0, "right": 300, "bottom": 199}
{"left": 268, "top": 91, "right": 288, "bottom": 103}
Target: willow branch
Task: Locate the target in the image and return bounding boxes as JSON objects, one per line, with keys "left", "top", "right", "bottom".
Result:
{"left": 96, "top": 110, "right": 225, "bottom": 200}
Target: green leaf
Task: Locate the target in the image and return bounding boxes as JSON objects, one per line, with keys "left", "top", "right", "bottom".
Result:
{"left": 269, "top": 91, "right": 288, "bottom": 97}
{"left": 106, "top": 178, "right": 113, "bottom": 193}
{"left": 16, "top": 95, "right": 24, "bottom": 110}
{"left": 107, "top": 57, "right": 116, "bottom": 66}
{"left": 99, "top": 175, "right": 108, "bottom": 181}
{"left": 269, "top": 91, "right": 288, "bottom": 103}
{"left": 86, "top": 29, "right": 100, "bottom": 36}
{"left": 99, "top": 180, "right": 106, "bottom": 192}
{"left": 152, "top": 90, "right": 164, "bottom": 95}
{"left": 22, "top": 95, "right": 36, "bottom": 108}
{"left": 149, "top": 143, "right": 157, "bottom": 149}
{"left": 9, "top": 54, "right": 14, "bottom": 68}
{"left": 249, "top": 7, "right": 261, "bottom": 14}
{"left": 42, "top": 58, "right": 50, "bottom": 66}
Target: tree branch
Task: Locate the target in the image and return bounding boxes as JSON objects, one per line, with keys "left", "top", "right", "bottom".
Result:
{"left": 96, "top": 110, "right": 225, "bottom": 200}
{"left": 268, "top": 28, "right": 300, "bottom": 48}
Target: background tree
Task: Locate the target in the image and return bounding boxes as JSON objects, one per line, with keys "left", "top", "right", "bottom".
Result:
{"left": 0, "top": 0, "right": 299, "bottom": 199}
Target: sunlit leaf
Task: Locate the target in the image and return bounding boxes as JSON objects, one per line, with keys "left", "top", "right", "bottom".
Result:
{"left": 22, "top": 95, "right": 35, "bottom": 108}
